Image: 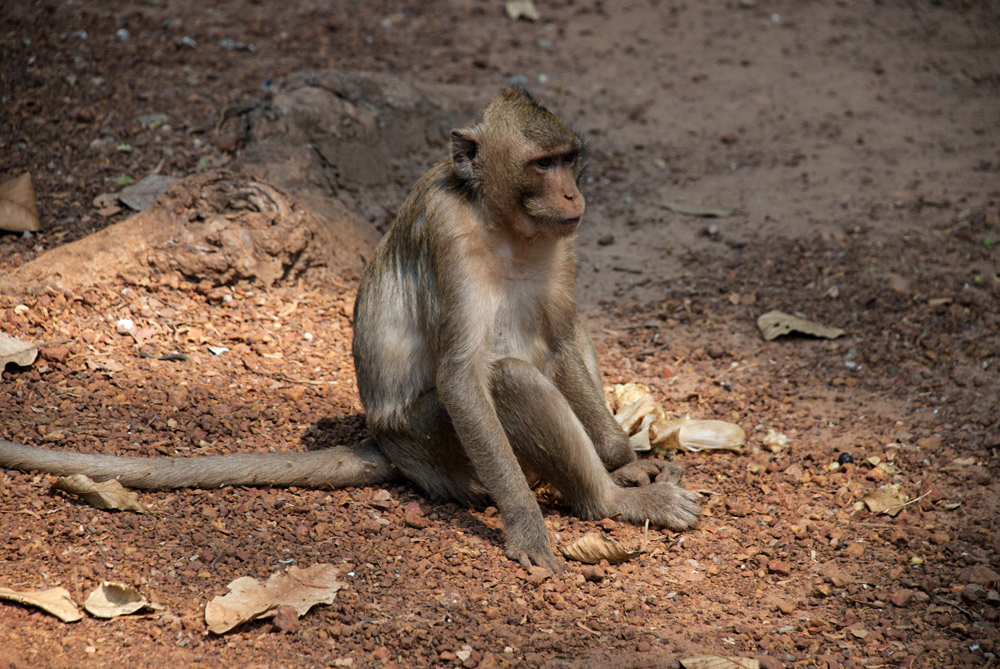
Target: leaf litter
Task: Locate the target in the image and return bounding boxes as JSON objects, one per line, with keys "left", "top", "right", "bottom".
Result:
{"left": 204, "top": 563, "right": 348, "bottom": 634}
{"left": 51, "top": 474, "right": 146, "bottom": 513}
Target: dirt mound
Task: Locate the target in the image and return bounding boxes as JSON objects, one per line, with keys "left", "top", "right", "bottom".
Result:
{"left": 235, "top": 69, "right": 471, "bottom": 230}
{"left": 2, "top": 71, "right": 470, "bottom": 296}
{"left": 0, "top": 171, "right": 344, "bottom": 293}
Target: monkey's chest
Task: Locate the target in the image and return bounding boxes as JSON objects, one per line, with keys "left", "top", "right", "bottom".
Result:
{"left": 490, "top": 292, "right": 554, "bottom": 372}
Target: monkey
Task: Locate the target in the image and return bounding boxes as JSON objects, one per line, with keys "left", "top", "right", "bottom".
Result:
{"left": 0, "top": 88, "right": 700, "bottom": 572}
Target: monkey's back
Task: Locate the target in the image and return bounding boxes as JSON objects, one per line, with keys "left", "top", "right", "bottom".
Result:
{"left": 351, "top": 161, "right": 461, "bottom": 433}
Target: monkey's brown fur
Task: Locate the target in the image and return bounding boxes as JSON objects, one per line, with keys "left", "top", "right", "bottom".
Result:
{"left": 0, "top": 89, "right": 699, "bottom": 571}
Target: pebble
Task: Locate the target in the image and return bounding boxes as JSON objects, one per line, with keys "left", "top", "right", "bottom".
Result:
{"left": 525, "top": 566, "right": 550, "bottom": 585}
{"left": 581, "top": 565, "right": 605, "bottom": 582}
{"left": 767, "top": 559, "right": 791, "bottom": 576}
{"left": 403, "top": 501, "right": 429, "bottom": 528}
{"left": 890, "top": 589, "right": 914, "bottom": 607}
{"left": 272, "top": 605, "right": 299, "bottom": 633}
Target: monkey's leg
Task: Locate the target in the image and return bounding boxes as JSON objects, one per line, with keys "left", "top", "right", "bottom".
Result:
{"left": 372, "top": 392, "right": 559, "bottom": 572}
{"left": 493, "top": 358, "right": 700, "bottom": 531}
{"left": 368, "top": 394, "right": 488, "bottom": 507}
{"left": 0, "top": 438, "right": 396, "bottom": 490}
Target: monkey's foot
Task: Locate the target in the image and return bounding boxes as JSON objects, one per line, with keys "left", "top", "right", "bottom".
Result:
{"left": 505, "top": 542, "right": 564, "bottom": 575}
{"left": 610, "top": 459, "right": 684, "bottom": 488}
{"left": 611, "top": 481, "right": 701, "bottom": 531}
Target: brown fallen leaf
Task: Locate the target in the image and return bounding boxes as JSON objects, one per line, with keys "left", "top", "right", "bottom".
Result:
{"left": 756, "top": 310, "right": 845, "bottom": 341}
{"left": 0, "top": 172, "right": 40, "bottom": 232}
{"left": 560, "top": 532, "right": 641, "bottom": 565}
{"left": 0, "top": 586, "right": 83, "bottom": 622}
{"left": 205, "top": 563, "right": 348, "bottom": 634}
{"left": 52, "top": 474, "right": 146, "bottom": 513}
{"left": 862, "top": 484, "right": 909, "bottom": 517}
{"left": 84, "top": 582, "right": 160, "bottom": 618}
{"left": 119, "top": 174, "right": 176, "bottom": 211}
{"left": 0, "top": 332, "right": 38, "bottom": 369}
{"left": 680, "top": 657, "right": 760, "bottom": 669}
{"left": 659, "top": 200, "right": 735, "bottom": 218}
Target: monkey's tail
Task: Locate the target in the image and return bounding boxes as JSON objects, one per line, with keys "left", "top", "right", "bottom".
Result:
{"left": 0, "top": 438, "right": 398, "bottom": 490}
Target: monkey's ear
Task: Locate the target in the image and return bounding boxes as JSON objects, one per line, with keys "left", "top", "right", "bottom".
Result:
{"left": 451, "top": 129, "right": 481, "bottom": 181}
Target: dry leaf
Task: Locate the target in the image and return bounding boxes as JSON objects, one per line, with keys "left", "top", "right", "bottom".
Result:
{"left": 85, "top": 358, "right": 126, "bottom": 373}
{"left": 0, "top": 332, "right": 38, "bottom": 369}
{"left": 560, "top": 532, "right": 641, "bottom": 565}
{"left": 84, "top": 582, "right": 153, "bottom": 618}
{"left": 52, "top": 474, "right": 146, "bottom": 513}
{"left": 862, "top": 484, "right": 909, "bottom": 517}
{"left": 119, "top": 174, "right": 176, "bottom": 211}
{"left": 660, "top": 420, "right": 746, "bottom": 453}
{"left": 0, "top": 586, "right": 83, "bottom": 622}
{"left": 505, "top": 0, "right": 540, "bottom": 21}
{"left": 756, "top": 310, "right": 845, "bottom": 340}
{"left": 611, "top": 383, "right": 745, "bottom": 453}
{"left": 205, "top": 564, "right": 347, "bottom": 634}
{"left": 0, "top": 172, "right": 40, "bottom": 232}
{"left": 659, "top": 200, "right": 735, "bottom": 218}
{"left": 680, "top": 657, "right": 760, "bottom": 669}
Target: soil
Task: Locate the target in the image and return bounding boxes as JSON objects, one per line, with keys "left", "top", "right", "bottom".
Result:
{"left": 2, "top": 1, "right": 999, "bottom": 667}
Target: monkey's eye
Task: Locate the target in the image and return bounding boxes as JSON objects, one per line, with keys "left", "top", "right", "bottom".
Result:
{"left": 534, "top": 156, "right": 555, "bottom": 169}
{"left": 563, "top": 150, "right": 579, "bottom": 165}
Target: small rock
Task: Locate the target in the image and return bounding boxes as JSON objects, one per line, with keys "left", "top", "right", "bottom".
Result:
{"left": 890, "top": 589, "right": 914, "bottom": 607}
{"left": 581, "top": 565, "right": 605, "bottom": 582}
{"left": 598, "top": 518, "right": 618, "bottom": 531}
{"left": 725, "top": 499, "right": 748, "bottom": 517}
{"left": 767, "top": 560, "right": 791, "bottom": 576}
{"left": 961, "top": 565, "right": 1000, "bottom": 588}
{"left": 783, "top": 463, "right": 804, "bottom": 484}
{"left": 865, "top": 466, "right": 888, "bottom": 482}
{"left": 820, "top": 564, "right": 849, "bottom": 587}
{"left": 775, "top": 598, "right": 797, "bottom": 614}
{"left": 272, "top": 605, "right": 299, "bottom": 633}
{"left": 403, "top": 501, "right": 429, "bottom": 528}
{"left": 843, "top": 543, "right": 866, "bottom": 558}
{"left": 929, "top": 531, "right": 950, "bottom": 545}
{"left": 524, "top": 566, "right": 550, "bottom": 586}
{"left": 167, "top": 386, "right": 189, "bottom": 409}
{"left": 369, "top": 489, "right": 394, "bottom": 511}
{"left": 812, "top": 583, "right": 832, "bottom": 598}
{"left": 41, "top": 345, "right": 70, "bottom": 363}
{"left": 916, "top": 434, "right": 943, "bottom": 450}
{"left": 597, "top": 234, "right": 615, "bottom": 246}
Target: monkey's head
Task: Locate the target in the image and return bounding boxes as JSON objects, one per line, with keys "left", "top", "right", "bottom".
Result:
{"left": 451, "top": 88, "right": 587, "bottom": 238}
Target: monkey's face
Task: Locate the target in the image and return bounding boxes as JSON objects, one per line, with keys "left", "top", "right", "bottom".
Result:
{"left": 519, "top": 150, "right": 586, "bottom": 234}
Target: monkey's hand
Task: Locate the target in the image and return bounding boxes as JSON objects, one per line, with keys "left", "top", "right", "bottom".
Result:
{"left": 610, "top": 459, "right": 684, "bottom": 488}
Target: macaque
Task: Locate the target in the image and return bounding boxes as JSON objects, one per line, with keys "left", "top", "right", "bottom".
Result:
{"left": 0, "top": 89, "right": 699, "bottom": 571}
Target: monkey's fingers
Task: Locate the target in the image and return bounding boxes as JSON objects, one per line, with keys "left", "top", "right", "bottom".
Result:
{"left": 611, "top": 459, "right": 676, "bottom": 487}
{"left": 610, "top": 462, "right": 654, "bottom": 487}
{"left": 653, "top": 462, "right": 685, "bottom": 486}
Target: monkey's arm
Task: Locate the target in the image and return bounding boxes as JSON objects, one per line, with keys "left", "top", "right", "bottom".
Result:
{"left": 436, "top": 350, "right": 561, "bottom": 572}
{"left": 556, "top": 326, "right": 635, "bottom": 470}
{"left": 555, "top": 328, "right": 674, "bottom": 486}
{"left": 0, "top": 438, "right": 396, "bottom": 489}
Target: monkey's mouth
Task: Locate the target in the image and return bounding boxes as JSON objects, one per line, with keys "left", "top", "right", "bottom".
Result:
{"left": 555, "top": 216, "right": 581, "bottom": 226}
